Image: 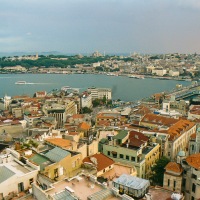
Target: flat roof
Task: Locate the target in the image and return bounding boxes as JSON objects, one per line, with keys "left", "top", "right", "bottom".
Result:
{"left": 46, "top": 175, "right": 103, "bottom": 200}
{"left": 113, "top": 130, "right": 128, "bottom": 140}
{"left": 0, "top": 166, "right": 15, "bottom": 183}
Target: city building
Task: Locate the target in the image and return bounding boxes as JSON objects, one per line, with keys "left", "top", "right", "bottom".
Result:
{"left": 163, "top": 162, "right": 183, "bottom": 192}
{"left": 0, "top": 148, "right": 38, "bottom": 199}
{"left": 82, "top": 152, "right": 115, "bottom": 177}
{"left": 87, "top": 87, "right": 112, "bottom": 100}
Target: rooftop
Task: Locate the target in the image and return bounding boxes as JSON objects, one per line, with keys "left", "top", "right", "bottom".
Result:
{"left": 29, "top": 153, "right": 53, "bottom": 171}
{"left": 45, "top": 138, "right": 72, "bottom": 149}
{"left": 42, "top": 147, "right": 71, "bottom": 162}
{"left": 113, "top": 174, "right": 150, "bottom": 190}
{"left": 102, "top": 163, "right": 137, "bottom": 181}
{"left": 141, "top": 186, "right": 184, "bottom": 200}
{"left": 0, "top": 166, "right": 15, "bottom": 183}
{"left": 113, "top": 130, "right": 128, "bottom": 140}
{"left": 83, "top": 153, "right": 114, "bottom": 172}
{"left": 186, "top": 153, "right": 200, "bottom": 170}
{"left": 46, "top": 175, "right": 116, "bottom": 200}
{"left": 165, "top": 162, "right": 183, "bottom": 174}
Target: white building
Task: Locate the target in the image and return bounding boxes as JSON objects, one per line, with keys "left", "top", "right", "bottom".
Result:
{"left": 80, "top": 92, "right": 92, "bottom": 108}
{"left": 169, "top": 70, "right": 180, "bottom": 77}
{"left": 87, "top": 87, "right": 112, "bottom": 100}
{"left": 152, "top": 68, "right": 167, "bottom": 76}
{"left": 0, "top": 149, "right": 38, "bottom": 198}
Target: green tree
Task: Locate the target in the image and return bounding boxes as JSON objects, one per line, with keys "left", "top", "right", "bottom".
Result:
{"left": 150, "top": 156, "right": 170, "bottom": 186}
{"left": 102, "top": 95, "right": 107, "bottom": 104}
{"left": 92, "top": 99, "right": 101, "bottom": 107}
{"left": 82, "top": 107, "right": 92, "bottom": 114}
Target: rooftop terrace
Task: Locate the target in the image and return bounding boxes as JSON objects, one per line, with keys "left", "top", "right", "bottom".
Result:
{"left": 46, "top": 175, "right": 119, "bottom": 200}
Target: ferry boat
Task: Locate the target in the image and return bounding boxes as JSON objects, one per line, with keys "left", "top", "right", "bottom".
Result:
{"left": 61, "top": 86, "right": 71, "bottom": 91}
{"left": 15, "top": 81, "right": 27, "bottom": 85}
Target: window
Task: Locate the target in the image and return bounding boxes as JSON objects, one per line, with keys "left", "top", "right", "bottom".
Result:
{"left": 29, "top": 178, "right": 33, "bottom": 185}
{"left": 120, "top": 154, "right": 124, "bottom": 159}
{"left": 126, "top": 155, "right": 129, "bottom": 160}
{"left": 192, "top": 174, "right": 197, "bottom": 180}
{"left": 173, "top": 181, "right": 176, "bottom": 189}
{"left": 108, "top": 151, "right": 110, "bottom": 156}
{"left": 192, "top": 183, "right": 196, "bottom": 193}
{"left": 182, "top": 178, "right": 186, "bottom": 188}
{"left": 168, "top": 179, "right": 170, "bottom": 187}
{"left": 131, "top": 157, "right": 135, "bottom": 161}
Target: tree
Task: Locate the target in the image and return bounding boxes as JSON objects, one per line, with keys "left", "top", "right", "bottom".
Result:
{"left": 81, "top": 107, "right": 92, "bottom": 114}
{"left": 92, "top": 99, "right": 101, "bottom": 107}
{"left": 150, "top": 156, "right": 170, "bottom": 186}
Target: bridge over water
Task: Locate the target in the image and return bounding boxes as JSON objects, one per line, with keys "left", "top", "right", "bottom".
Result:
{"left": 166, "top": 83, "right": 200, "bottom": 100}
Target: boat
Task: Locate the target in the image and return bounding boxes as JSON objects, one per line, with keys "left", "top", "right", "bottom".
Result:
{"left": 15, "top": 81, "right": 27, "bottom": 85}
{"left": 61, "top": 86, "right": 71, "bottom": 91}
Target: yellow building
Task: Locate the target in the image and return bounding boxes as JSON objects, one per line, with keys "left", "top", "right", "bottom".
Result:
{"left": 28, "top": 147, "right": 82, "bottom": 181}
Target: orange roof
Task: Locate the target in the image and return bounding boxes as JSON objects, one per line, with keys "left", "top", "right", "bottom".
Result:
{"left": 186, "top": 153, "right": 200, "bottom": 170}
{"left": 72, "top": 114, "right": 84, "bottom": 119}
{"left": 45, "top": 138, "right": 72, "bottom": 149}
{"left": 141, "top": 113, "right": 178, "bottom": 127}
{"left": 83, "top": 153, "right": 115, "bottom": 172}
{"left": 165, "top": 162, "right": 183, "bottom": 173}
{"left": 68, "top": 132, "right": 79, "bottom": 135}
{"left": 167, "top": 119, "right": 195, "bottom": 141}
{"left": 78, "top": 122, "right": 90, "bottom": 130}
{"left": 190, "top": 133, "right": 196, "bottom": 140}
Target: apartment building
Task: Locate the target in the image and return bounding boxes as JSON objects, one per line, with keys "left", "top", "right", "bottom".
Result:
{"left": 43, "top": 103, "right": 66, "bottom": 128}
{"left": 87, "top": 87, "right": 112, "bottom": 100}
{"left": 80, "top": 91, "right": 92, "bottom": 108}
{"left": 167, "top": 119, "right": 196, "bottom": 160}
{"left": 181, "top": 153, "right": 200, "bottom": 200}
{"left": 0, "top": 148, "right": 38, "bottom": 198}
{"left": 100, "top": 130, "right": 160, "bottom": 178}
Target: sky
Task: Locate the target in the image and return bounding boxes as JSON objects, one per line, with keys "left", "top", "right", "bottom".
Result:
{"left": 1, "top": 0, "right": 200, "bottom": 54}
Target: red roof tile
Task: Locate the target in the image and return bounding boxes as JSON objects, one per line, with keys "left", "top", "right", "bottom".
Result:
{"left": 83, "top": 153, "right": 115, "bottom": 172}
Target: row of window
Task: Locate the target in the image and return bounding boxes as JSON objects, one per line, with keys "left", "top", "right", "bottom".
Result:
{"left": 107, "top": 151, "right": 136, "bottom": 161}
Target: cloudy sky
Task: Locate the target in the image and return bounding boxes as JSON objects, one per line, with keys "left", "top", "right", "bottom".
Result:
{"left": 1, "top": 0, "right": 200, "bottom": 54}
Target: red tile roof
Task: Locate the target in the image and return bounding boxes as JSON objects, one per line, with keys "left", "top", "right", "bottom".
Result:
{"left": 127, "top": 131, "right": 149, "bottom": 147}
{"left": 165, "top": 162, "right": 183, "bottom": 173}
{"left": 167, "top": 119, "right": 195, "bottom": 141}
{"left": 72, "top": 114, "right": 84, "bottom": 119}
{"left": 83, "top": 153, "right": 115, "bottom": 172}
{"left": 186, "top": 153, "right": 200, "bottom": 170}
{"left": 78, "top": 122, "right": 90, "bottom": 130}
{"left": 141, "top": 113, "right": 178, "bottom": 127}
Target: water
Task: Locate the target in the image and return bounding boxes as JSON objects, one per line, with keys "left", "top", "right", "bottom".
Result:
{"left": 0, "top": 74, "right": 190, "bottom": 101}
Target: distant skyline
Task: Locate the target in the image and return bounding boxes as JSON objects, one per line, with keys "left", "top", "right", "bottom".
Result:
{"left": 1, "top": 0, "right": 200, "bottom": 54}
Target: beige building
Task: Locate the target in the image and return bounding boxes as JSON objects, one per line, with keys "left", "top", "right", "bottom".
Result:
{"left": 87, "top": 87, "right": 112, "bottom": 100}
{"left": 182, "top": 153, "right": 200, "bottom": 200}
{"left": 0, "top": 149, "right": 38, "bottom": 198}
{"left": 163, "top": 162, "right": 183, "bottom": 192}
{"left": 167, "top": 120, "right": 196, "bottom": 160}
{"left": 27, "top": 147, "right": 82, "bottom": 181}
